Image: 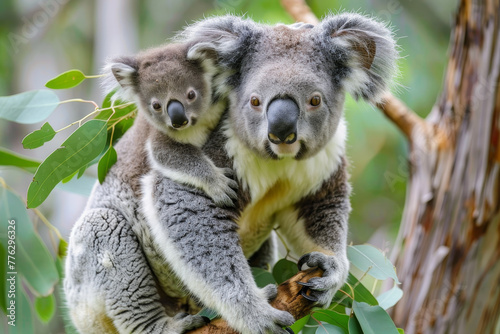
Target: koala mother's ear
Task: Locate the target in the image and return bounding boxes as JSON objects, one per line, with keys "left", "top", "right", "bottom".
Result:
{"left": 319, "top": 13, "right": 398, "bottom": 104}
{"left": 101, "top": 56, "right": 139, "bottom": 102}
{"left": 177, "top": 15, "right": 258, "bottom": 69}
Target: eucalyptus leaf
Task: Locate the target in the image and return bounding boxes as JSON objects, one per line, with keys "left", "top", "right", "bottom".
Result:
{"left": 22, "top": 122, "right": 57, "bottom": 149}
{"left": 0, "top": 186, "right": 59, "bottom": 296}
{"left": 332, "top": 273, "right": 378, "bottom": 308}
{"left": 312, "top": 310, "right": 349, "bottom": 331}
{"left": 251, "top": 267, "right": 276, "bottom": 288}
{"left": 27, "top": 120, "right": 107, "bottom": 208}
{"left": 272, "top": 259, "right": 298, "bottom": 284}
{"left": 0, "top": 90, "right": 59, "bottom": 124}
{"left": 34, "top": 294, "right": 55, "bottom": 322}
{"left": 0, "top": 147, "right": 40, "bottom": 173}
{"left": 45, "top": 69, "right": 86, "bottom": 89}
{"left": 377, "top": 285, "right": 403, "bottom": 310}
{"left": 315, "top": 324, "right": 346, "bottom": 334}
{"left": 290, "top": 315, "right": 310, "bottom": 333}
{"left": 347, "top": 245, "right": 400, "bottom": 283}
{"left": 348, "top": 315, "right": 363, "bottom": 334}
{"left": 352, "top": 301, "right": 400, "bottom": 334}
{"left": 98, "top": 146, "right": 117, "bottom": 184}
{"left": 10, "top": 286, "right": 34, "bottom": 334}
{"left": 197, "top": 308, "right": 219, "bottom": 320}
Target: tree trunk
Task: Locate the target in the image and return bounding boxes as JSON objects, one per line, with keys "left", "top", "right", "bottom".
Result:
{"left": 390, "top": 0, "right": 500, "bottom": 333}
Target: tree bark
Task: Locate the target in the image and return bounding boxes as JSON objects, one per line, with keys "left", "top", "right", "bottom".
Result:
{"left": 390, "top": 0, "right": 500, "bottom": 333}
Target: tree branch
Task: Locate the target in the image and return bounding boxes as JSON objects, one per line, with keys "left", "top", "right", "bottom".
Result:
{"left": 280, "top": 0, "right": 428, "bottom": 142}
{"left": 187, "top": 268, "right": 323, "bottom": 333}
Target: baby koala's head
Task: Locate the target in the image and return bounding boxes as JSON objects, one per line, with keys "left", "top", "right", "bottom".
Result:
{"left": 104, "top": 43, "right": 216, "bottom": 132}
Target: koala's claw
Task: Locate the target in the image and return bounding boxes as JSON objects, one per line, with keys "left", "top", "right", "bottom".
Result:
{"left": 299, "top": 286, "right": 319, "bottom": 302}
{"left": 296, "top": 252, "right": 349, "bottom": 306}
{"left": 285, "top": 327, "right": 295, "bottom": 334}
{"left": 297, "top": 253, "right": 311, "bottom": 271}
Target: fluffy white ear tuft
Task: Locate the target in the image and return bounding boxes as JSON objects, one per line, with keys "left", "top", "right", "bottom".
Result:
{"left": 319, "top": 13, "right": 399, "bottom": 104}
{"left": 101, "top": 56, "right": 138, "bottom": 102}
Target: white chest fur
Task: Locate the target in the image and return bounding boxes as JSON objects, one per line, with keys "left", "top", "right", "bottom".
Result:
{"left": 225, "top": 117, "right": 347, "bottom": 257}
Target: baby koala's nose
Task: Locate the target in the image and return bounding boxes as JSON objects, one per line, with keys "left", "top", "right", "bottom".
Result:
{"left": 167, "top": 100, "right": 188, "bottom": 128}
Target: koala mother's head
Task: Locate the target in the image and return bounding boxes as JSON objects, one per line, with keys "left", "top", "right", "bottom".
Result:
{"left": 181, "top": 14, "right": 397, "bottom": 160}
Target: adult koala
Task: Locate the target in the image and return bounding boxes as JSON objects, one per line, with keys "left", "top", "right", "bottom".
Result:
{"left": 64, "top": 14, "right": 397, "bottom": 334}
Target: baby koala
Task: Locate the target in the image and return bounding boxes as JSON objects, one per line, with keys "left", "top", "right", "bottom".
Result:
{"left": 104, "top": 43, "right": 237, "bottom": 207}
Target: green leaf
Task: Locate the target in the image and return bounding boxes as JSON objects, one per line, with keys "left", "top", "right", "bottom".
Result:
{"left": 0, "top": 90, "right": 59, "bottom": 124}
{"left": 398, "top": 329, "right": 405, "bottom": 334}
{"left": 45, "top": 69, "right": 86, "bottom": 89}
{"left": 58, "top": 238, "right": 68, "bottom": 258}
{"left": 272, "top": 259, "right": 298, "bottom": 284}
{"left": 0, "top": 147, "right": 40, "bottom": 173}
{"left": 62, "top": 170, "right": 78, "bottom": 184}
{"left": 352, "top": 301, "right": 400, "bottom": 334}
{"left": 332, "top": 273, "right": 378, "bottom": 308}
{"left": 315, "top": 324, "right": 346, "bottom": 334}
{"left": 377, "top": 285, "right": 403, "bottom": 310}
{"left": 77, "top": 165, "right": 87, "bottom": 179}
{"left": 34, "top": 294, "right": 55, "bottom": 322}
{"left": 290, "top": 315, "right": 310, "bottom": 333}
{"left": 0, "top": 186, "right": 59, "bottom": 296}
{"left": 197, "top": 308, "right": 219, "bottom": 320}
{"left": 27, "top": 120, "right": 107, "bottom": 208}
{"left": 9, "top": 285, "right": 34, "bottom": 334}
{"left": 98, "top": 146, "right": 117, "bottom": 184}
{"left": 95, "top": 101, "right": 136, "bottom": 122}
{"left": 22, "top": 122, "right": 57, "bottom": 149}
{"left": 348, "top": 315, "right": 363, "bottom": 334}
{"left": 347, "top": 245, "right": 400, "bottom": 284}
{"left": 312, "top": 310, "right": 349, "bottom": 331}
{"left": 251, "top": 267, "right": 276, "bottom": 288}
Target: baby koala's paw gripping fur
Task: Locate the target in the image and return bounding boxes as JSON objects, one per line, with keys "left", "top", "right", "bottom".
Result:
{"left": 204, "top": 167, "right": 239, "bottom": 208}
{"left": 297, "top": 252, "right": 349, "bottom": 307}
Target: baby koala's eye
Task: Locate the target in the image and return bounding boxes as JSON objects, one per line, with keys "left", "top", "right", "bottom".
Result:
{"left": 310, "top": 95, "right": 321, "bottom": 107}
{"left": 187, "top": 90, "right": 196, "bottom": 100}
{"left": 250, "top": 96, "right": 260, "bottom": 107}
{"left": 151, "top": 101, "right": 162, "bottom": 111}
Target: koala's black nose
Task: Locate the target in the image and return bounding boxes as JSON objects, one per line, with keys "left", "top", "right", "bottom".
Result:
{"left": 267, "top": 98, "right": 299, "bottom": 145}
{"left": 167, "top": 100, "right": 188, "bottom": 128}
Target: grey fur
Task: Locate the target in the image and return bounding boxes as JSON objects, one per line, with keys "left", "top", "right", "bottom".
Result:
{"left": 104, "top": 43, "right": 237, "bottom": 207}
{"left": 65, "top": 14, "right": 397, "bottom": 334}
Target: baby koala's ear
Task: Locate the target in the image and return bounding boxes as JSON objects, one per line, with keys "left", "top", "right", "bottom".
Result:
{"left": 102, "top": 56, "right": 138, "bottom": 101}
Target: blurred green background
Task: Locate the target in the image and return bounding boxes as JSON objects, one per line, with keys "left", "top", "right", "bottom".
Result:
{"left": 0, "top": 0, "right": 456, "bottom": 332}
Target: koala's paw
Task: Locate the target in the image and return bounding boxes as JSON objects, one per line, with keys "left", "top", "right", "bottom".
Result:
{"left": 297, "top": 252, "right": 349, "bottom": 307}
{"left": 245, "top": 304, "right": 295, "bottom": 334}
{"left": 205, "top": 167, "right": 239, "bottom": 208}
{"left": 167, "top": 313, "right": 210, "bottom": 333}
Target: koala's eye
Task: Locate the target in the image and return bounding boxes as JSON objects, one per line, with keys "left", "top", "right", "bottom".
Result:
{"left": 250, "top": 96, "right": 261, "bottom": 107}
{"left": 310, "top": 95, "right": 321, "bottom": 107}
{"left": 152, "top": 101, "right": 162, "bottom": 111}
{"left": 187, "top": 90, "right": 196, "bottom": 100}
